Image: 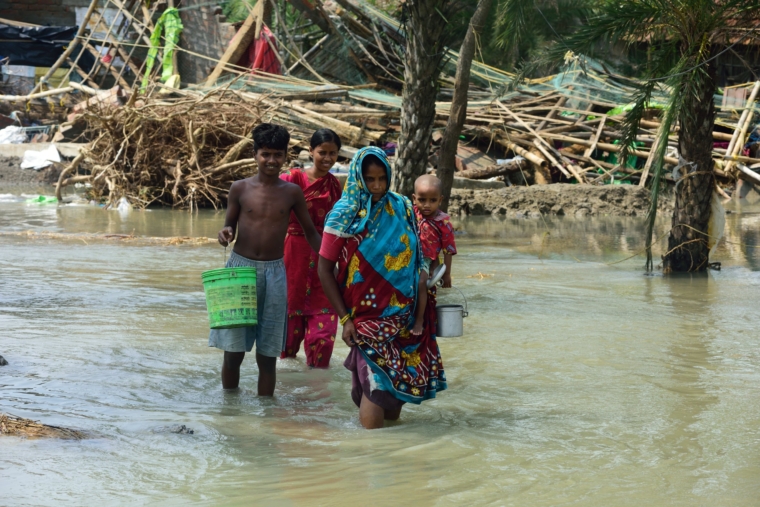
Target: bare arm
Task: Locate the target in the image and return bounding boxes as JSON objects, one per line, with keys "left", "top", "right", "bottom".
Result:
{"left": 442, "top": 253, "right": 453, "bottom": 288}
{"left": 219, "top": 181, "right": 242, "bottom": 246}
{"left": 318, "top": 255, "right": 358, "bottom": 346}
{"left": 291, "top": 188, "right": 322, "bottom": 252}
{"left": 412, "top": 271, "right": 428, "bottom": 335}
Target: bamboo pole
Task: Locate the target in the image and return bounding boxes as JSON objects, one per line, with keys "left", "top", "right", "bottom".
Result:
{"left": 536, "top": 95, "right": 568, "bottom": 131}
{"left": 497, "top": 102, "right": 586, "bottom": 182}
{"left": 109, "top": 0, "right": 155, "bottom": 47}
{"left": 457, "top": 159, "right": 528, "bottom": 179}
{"left": 36, "top": 0, "right": 109, "bottom": 90}
{"left": 205, "top": 0, "right": 264, "bottom": 87}
{"left": 66, "top": 57, "right": 100, "bottom": 88}
{"left": 736, "top": 164, "right": 760, "bottom": 185}
{"left": 0, "top": 87, "right": 74, "bottom": 101}
{"left": 538, "top": 132, "right": 680, "bottom": 166}
{"left": 90, "top": 4, "right": 136, "bottom": 88}
{"left": 583, "top": 115, "right": 606, "bottom": 158}
{"left": 114, "top": 0, "right": 158, "bottom": 85}
{"left": 531, "top": 139, "right": 572, "bottom": 179}
{"left": 275, "top": 2, "right": 332, "bottom": 84}
{"left": 724, "top": 81, "right": 760, "bottom": 166}
{"left": 492, "top": 138, "right": 546, "bottom": 167}
{"left": 287, "top": 34, "right": 329, "bottom": 73}
{"left": 725, "top": 81, "right": 760, "bottom": 173}
{"left": 90, "top": 1, "right": 144, "bottom": 88}
{"left": 638, "top": 134, "right": 660, "bottom": 187}
{"left": 69, "top": 82, "right": 100, "bottom": 95}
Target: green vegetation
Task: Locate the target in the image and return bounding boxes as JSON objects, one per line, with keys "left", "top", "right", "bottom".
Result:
{"left": 221, "top": 0, "right": 256, "bottom": 24}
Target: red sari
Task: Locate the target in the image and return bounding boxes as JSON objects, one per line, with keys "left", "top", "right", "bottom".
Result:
{"left": 280, "top": 169, "right": 342, "bottom": 367}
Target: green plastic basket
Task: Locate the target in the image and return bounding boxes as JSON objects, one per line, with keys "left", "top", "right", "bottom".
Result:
{"left": 201, "top": 267, "right": 257, "bottom": 329}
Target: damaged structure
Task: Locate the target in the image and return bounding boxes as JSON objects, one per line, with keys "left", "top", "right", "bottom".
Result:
{"left": 1, "top": 0, "right": 759, "bottom": 210}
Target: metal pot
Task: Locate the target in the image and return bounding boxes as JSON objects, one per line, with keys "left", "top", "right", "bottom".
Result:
{"left": 436, "top": 286, "right": 468, "bottom": 337}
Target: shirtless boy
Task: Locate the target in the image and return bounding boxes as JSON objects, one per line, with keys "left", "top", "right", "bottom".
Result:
{"left": 211, "top": 123, "right": 322, "bottom": 395}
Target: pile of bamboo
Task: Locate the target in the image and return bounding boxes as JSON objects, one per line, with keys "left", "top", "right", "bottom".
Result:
{"left": 444, "top": 78, "right": 760, "bottom": 189}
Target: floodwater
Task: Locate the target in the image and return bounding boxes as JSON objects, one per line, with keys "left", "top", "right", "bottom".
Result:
{"left": 1, "top": 190, "right": 760, "bottom": 506}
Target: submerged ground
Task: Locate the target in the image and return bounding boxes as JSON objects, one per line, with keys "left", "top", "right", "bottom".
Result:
{"left": 1, "top": 186, "right": 760, "bottom": 506}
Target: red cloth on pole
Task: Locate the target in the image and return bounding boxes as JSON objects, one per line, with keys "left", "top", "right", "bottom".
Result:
{"left": 245, "top": 25, "right": 281, "bottom": 75}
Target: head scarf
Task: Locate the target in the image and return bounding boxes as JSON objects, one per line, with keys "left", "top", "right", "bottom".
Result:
{"left": 325, "top": 146, "right": 400, "bottom": 237}
{"left": 324, "top": 144, "right": 421, "bottom": 318}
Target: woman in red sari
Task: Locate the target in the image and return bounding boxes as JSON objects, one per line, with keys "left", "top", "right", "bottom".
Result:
{"left": 279, "top": 129, "right": 343, "bottom": 367}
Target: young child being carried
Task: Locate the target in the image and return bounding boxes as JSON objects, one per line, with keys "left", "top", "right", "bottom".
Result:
{"left": 210, "top": 123, "right": 322, "bottom": 395}
{"left": 410, "top": 174, "right": 457, "bottom": 336}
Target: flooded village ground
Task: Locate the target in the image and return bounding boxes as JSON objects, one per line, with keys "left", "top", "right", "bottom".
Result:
{"left": 1, "top": 174, "right": 760, "bottom": 506}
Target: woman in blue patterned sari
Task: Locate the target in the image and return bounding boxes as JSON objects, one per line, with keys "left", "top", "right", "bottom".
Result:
{"left": 317, "top": 147, "right": 447, "bottom": 429}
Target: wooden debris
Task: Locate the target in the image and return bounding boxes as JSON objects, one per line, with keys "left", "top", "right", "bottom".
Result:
{"left": 6, "top": 0, "right": 760, "bottom": 203}
{"left": 457, "top": 158, "right": 529, "bottom": 179}
{"left": 65, "top": 89, "right": 270, "bottom": 209}
{"left": 0, "top": 413, "right": 85, "bottom": 440}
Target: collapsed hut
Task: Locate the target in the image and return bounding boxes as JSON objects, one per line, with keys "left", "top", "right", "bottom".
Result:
{"left": 1, "top": 0, "right": 759, "bottom": 209}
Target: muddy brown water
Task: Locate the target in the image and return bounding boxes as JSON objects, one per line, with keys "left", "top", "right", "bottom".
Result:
{"left": 1, "top": 188, "right": 760, "bottom": 506}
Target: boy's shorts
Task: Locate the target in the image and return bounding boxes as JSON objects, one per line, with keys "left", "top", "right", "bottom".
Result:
{"left": 208, "top": 251, "right": 287, "bottom": 358}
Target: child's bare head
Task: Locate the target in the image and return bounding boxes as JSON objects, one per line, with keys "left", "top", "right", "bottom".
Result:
{"left": 252, "top": 123, "right": 290, "bottom": 153}
{"left": 413, "top": 174, "right": 443, "bottom": 217}
{"left": 252, "top": 123, "right": 289, "bottom": 176}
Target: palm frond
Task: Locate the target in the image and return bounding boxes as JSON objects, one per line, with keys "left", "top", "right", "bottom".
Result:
{"left": 494, "top": 0, "right": 537, "bottom": 55}
{"left": 494, "top": 0, "right": 595, "bottom": 63}
{"left": 560, "top": 1, "right": 676, "bottom": 54}
{"left": 618, "top": 80, "right": 656, "bottom": 165}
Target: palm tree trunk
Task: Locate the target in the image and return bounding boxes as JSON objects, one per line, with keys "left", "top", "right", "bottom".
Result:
{"left": 664, "top": 67, "right": 717, "bottom": 273}
{"left": 392, "top": 0, "right": 450, "bottom": 197}
{"left": 438, "top": 0, "right": 494, "bottom": 212}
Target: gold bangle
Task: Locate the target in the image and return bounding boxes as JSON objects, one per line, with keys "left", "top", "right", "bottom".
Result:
{"left": 339, "top": 313, "right": 351, "bottom": 325}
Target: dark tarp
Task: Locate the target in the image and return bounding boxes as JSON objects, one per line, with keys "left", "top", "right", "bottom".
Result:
{"left": 0, "top": 23, "right": 96, "bottom": 71}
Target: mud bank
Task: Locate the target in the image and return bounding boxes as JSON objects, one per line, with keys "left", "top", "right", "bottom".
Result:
{"left": 449, "top": 184, "right": 674, "bottom": 217}
{"left": 0, "top": 156, "right": 61, "bottom": 188}
{"left": 0, "top": 155, "right": 674, "bottom": 217}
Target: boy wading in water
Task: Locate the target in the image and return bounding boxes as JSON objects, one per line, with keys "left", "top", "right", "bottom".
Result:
{"left": 211, "top": 123, "right": 322, "bottom": 395}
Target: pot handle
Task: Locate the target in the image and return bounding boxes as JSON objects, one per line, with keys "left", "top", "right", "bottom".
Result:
{"left": 449, "top": 285, "right": 468, "bottom": 317}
